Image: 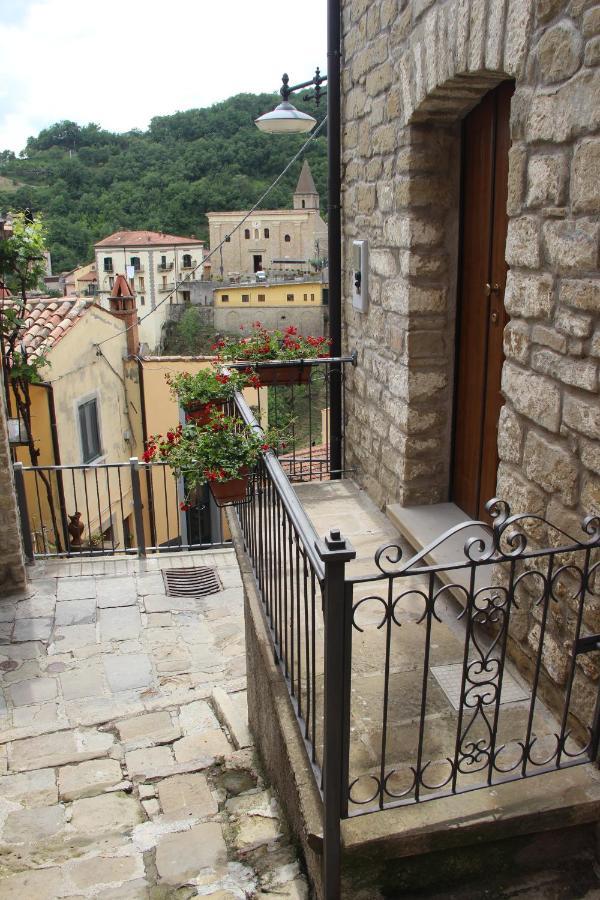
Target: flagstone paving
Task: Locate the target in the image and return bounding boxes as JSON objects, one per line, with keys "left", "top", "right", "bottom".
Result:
{"left": 0, "top": 550, "right": 309, "bottom": 899}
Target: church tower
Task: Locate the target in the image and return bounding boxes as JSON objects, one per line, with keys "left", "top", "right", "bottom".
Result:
{"left": 293, "top": 160, "right": 320, "bottom": 211}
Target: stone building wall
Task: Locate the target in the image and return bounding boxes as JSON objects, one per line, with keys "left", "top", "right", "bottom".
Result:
{"left": 340, "top": 0, "right": 600, "bottom": 526}
{"left": 340, "top": 0, "right": 599, "bottom": 725}
{"left": 0, "top": 371, "right": 26, "bottom": 595}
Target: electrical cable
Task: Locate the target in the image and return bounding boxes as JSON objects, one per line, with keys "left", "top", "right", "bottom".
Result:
{"left": 94, "top": 115, "right": 327, "bottom": 349}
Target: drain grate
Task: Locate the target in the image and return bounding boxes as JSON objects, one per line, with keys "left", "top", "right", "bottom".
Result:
{"left": 430, "top": 662, "right": 530, "bottom": 711}
{"left": 163, "top": 566, "right": 221, "bottom": 598}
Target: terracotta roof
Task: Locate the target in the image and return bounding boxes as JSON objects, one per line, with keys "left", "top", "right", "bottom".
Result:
{"left": 79, "top": 272, "right": 97, "bottom": 282}
{"left": 0, "top": 281, "right": 11, "bottom": 299}
{"left": 294, "top": 160, "right": 318, "bottom": 195}
{"left": 9, "top": 298, "right": 95, "bottom": 359}
{"left": 95, "top": 230, "right": 204, "bottom": 248}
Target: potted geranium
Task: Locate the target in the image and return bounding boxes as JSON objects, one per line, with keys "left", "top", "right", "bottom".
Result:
{"left": 167, "top": 368, "right": 260, "bottom": 425}
{"left": 142, "top": 410, "right": 274, "bottom": 506}
{"left": 213, "top": 322, "right": 332, "bottom": 386}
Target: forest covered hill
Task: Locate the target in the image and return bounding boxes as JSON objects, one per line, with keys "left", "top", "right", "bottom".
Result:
{"left": 0, "top": 93, "right": 327, "bottom": 272}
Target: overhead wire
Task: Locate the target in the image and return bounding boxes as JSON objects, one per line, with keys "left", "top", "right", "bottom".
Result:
{"left": 94, "top": 115, "right": 328, "bottom": 349}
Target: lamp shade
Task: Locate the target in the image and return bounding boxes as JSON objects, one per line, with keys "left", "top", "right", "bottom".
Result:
{"left": 255, "top": 101, "right": 317, "bottom": 134}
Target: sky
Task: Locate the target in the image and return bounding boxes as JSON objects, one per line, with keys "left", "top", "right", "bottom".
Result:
{"left": 0, "top": 0, "right": 327, "bottom": 153}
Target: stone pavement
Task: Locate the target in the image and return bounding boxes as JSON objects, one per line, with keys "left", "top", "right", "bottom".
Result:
{"left": 0, "top": 549, "right": 309, "bottom": 898}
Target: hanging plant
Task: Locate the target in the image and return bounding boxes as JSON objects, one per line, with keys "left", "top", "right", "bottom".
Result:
{"left": 166, "top": 367, "right": 260, "bottom": 423}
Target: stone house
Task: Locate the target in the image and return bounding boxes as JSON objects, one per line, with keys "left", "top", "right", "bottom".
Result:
{"left": 340, "top": 0, "right": 599, "bottom": 527}
{"left": 207, "top": 161, "right": 328, "bottom": 278}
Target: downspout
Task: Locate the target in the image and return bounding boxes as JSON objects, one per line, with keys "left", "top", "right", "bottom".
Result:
{"left": 42, "top": 382, "right": 69, "bottom": 554}
{"left": 328, "top": 0, "right": 342, "bottom": 480}
{"left": 137, "top": 357, "right": 157, "bottom": 549}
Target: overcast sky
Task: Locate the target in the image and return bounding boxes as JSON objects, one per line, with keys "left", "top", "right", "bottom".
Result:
{"left": 0, "top": 0, "right": 327, "bottom": 153}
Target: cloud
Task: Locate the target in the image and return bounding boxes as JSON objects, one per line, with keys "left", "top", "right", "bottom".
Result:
{"left": 0, "top": 0, "right": 327, "bottom": 152}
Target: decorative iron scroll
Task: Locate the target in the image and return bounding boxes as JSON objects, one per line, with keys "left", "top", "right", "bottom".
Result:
{"left": 374, "top": 498, "right": 600, "bottom": 576}
{"left": 347, "top": 499, "right": 600, "bottom": 814}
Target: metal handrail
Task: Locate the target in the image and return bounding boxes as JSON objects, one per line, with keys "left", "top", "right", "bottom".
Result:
{"left": 226, "top": 352, "right": 356, "bottom": 372}
{"left": 233, "top": 389, "right": 325, "bottom": 581}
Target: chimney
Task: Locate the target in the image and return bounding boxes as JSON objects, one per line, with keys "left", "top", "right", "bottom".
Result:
{"left": 108, "top": 274, "right": 139, "bottom": 356}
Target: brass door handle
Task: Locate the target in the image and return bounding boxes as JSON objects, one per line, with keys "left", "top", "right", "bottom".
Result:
{"left": 491, "top": 310, "right": 499, "bottom": 324}
{"left": 485, "top": 283, "right": 501, "bottom": 297}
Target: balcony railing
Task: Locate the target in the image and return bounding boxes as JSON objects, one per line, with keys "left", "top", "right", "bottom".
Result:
{"left": 228, "top": 386, "right": 600, "bottom": 895}
{"left": 158, "top": 282, "right": 176, "bottom": 292}
{"left": 13, "top": 458, "right": 226, "bottom": 559}
{"left": 158, "top": 262, "right": 174, "bottom": 271}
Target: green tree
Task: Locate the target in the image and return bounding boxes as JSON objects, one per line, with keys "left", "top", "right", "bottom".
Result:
{"left": 0, "top": 212, "right": 63, "bottom": 550}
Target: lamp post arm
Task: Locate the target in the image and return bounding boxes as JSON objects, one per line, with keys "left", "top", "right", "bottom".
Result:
{"left": 280, "top": 70, "right": 327, "bottom": 101}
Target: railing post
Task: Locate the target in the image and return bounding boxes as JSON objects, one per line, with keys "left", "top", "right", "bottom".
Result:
{"left": 316, "top": 527, "right": 355, "bottom": 900}
{"left": 129, "top": 457, "right": 146, "bottom": 558}
{"left": 13, "top": 462, "right": 35, "bottom": 564}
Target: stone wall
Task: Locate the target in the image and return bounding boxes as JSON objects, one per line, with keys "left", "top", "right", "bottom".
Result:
{"left": 340, "top": 0, "right": 599, "bottom": 725}
{"left": 0, "top": 371, "right": 27, "bottom": 595}
{"left": 340, "top": 0, "right": 600, "bottom": 525}
{"left": 214, "top": 304, "right": 326, "bottom": 336}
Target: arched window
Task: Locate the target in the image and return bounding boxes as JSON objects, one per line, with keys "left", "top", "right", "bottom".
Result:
{"left": 284, "top": 234, "right": 291, "bottom": 243}
{"left": 130, "top": 256, "right": 140, "bottom": 271}
{"left": 182, "top": 254, "right": 192, "bottom": 268}
{"left": 244, "top": 229, "right": 250, "bottom": 239}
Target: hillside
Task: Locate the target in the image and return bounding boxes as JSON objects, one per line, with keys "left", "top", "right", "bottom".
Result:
{"left": 0, "top": 94, "right": 327, "bottom": 272}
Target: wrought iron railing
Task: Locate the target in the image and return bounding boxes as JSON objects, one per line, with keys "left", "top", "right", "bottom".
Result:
{"left": 13, "top": 458, "right": 226, "bottom": 559}
{"left": 229, "top": 414, "right": 600, "bottom": 896}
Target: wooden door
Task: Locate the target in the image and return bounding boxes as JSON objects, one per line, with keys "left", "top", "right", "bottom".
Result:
{"left": 451, "top": 81, "right": 514, "bottom": 521}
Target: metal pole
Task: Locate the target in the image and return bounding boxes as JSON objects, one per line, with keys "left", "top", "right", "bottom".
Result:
{"left": 13, "top": 462, "right": 35, "bottom": 563}
{"left": 129, "top": 457, "right": 146, "bottom": 558}
{"left": 328, "top": 0, "right": 343, "bottom": 479}
{"left": 316, "top": 527, "right": 355, "bottom": 899}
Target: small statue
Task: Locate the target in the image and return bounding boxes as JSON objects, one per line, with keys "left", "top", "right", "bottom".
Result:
{"left": 68, "top": 512, "right": 84, "bottom": 547}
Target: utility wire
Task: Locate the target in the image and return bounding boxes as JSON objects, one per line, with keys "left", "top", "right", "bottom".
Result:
{"left": 94, "top": 116, "right": 328, "bottom": 349}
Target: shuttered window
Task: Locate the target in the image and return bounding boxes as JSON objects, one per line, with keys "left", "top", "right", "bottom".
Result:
{"left": 79, "top": 399, "right": 101, "bottom": 463}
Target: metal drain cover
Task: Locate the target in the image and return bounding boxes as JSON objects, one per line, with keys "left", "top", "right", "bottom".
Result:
{"left": 430, "top": 663, "right": 529, "bottom": 711}
{"left": 163, "top": 567, "right": 221, "bottom": 598}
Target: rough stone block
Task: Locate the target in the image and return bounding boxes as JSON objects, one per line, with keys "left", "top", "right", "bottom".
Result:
{"left": 99, "top": 606, "right": 142, "bottom": 642}
{"left": 497, "top": 405, "right": 524, "bottom": 464}
{"left": 13, "top": 617, "right": 53, "bottom": 642}
{"left": 582, "top": 473, "right": 600, "bottom": 516}
{"left": 103, "top": 653, "right": 153, "bottom": 693}
{"left": 125, "top": 745, "right": 174, "bottom": 777}
{"left": 67, "top": 852, "right": 144, "bottom": 891}
{"left": 526, "top": 70, "right": 600, "bottom": 143}
{"left": 504, "top": 320, "right": 531, "bottom": 364}
{"left": 531, "top": 324, "right": 567, "bottom": 353}
{"left": 0, "top": 767, "right": 58, "bottom": 807}
{"left": 8, "top": 727, "right": 113, "bottom": 772}
{"left": 505, "top": 216, "right": 540, "bottom": 268}
{"left": 117, "top": 710, "right": 180, "bottom": 746}
{"left": 526, "top": 153, "right": 567, "bottom": 207}
{"left": 501, "top": 362, "right": 561, "bottom": 432}
{"left": 70, "top": 791, "right": 143, "bottom": 833}
{"left": 173, "top": 729, "right": 231, "bottom": 763}
{"left": 57, "top": 576, "right": 96, "bottom": 601}
{"left": 179, "top": 699, "right": 221, "bottom": 735}
{"left": 560, "top": 278, "right": 600, "bottom": 311}
{"left": 523, "top": 430, "right": 579, "bottom": 505}
{"left": 2, "top": 804, "right": 64, "bottom": 843}
{"left": 572, "top": 139, "right": 600, "bottom": 213}
{"left": 157, "top": 773, "right": 218, "bottom": 821}
{"left": 563, "top": 394, "right": 600, "bottom": 439}
{"left": 155, "top": 823, "right": 227, "bottom": 884}
{"left": 0, "top": 867, "right": 65, "bottom": 899}
{"left": 59, "top": 757, "right": 124, "bottom": 801}
{"left": 50, "top": 624, "right": 97, "bottom": 652}
{"left": 537, "top": 22, "right": 583, "bottom": 84}
{"left": 531, "top": 347, "right": 597, "bottom": 391}
{"left": 60, "top": 663, "right": 105, "bottom": 700}
{"left": 543, "top": 219, "right": 599, "bottom": 273}
{"left": 9, "top": 675, "right": 57, "bottom": 706}
{"left": 55, "top": 598, "right": 96, "bottom": 626}
{"left": 555, "top": 306, "right": 593, "bottom": 338}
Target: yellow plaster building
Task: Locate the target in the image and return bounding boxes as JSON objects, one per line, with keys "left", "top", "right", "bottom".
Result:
{"left": 213, "top": 280, "right": 327, "bottom": 334}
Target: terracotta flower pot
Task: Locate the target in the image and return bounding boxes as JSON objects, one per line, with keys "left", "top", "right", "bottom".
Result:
{"left": 250, "top": 363, "right": 311, "bottom": 387}
{"left": 184, "top": 400, "right": 224, "bottom": 425}
{"left": 208, "top": 471, "right": 251, "bottom": 505}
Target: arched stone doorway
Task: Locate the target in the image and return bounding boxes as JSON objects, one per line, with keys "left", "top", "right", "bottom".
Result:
{"left": 452, "top": 80, "right": 514, "bottom": 520}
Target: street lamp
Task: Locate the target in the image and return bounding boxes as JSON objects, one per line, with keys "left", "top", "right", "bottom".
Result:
{"left": 255, "top": 60, "right": 343, "bottom": 482}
